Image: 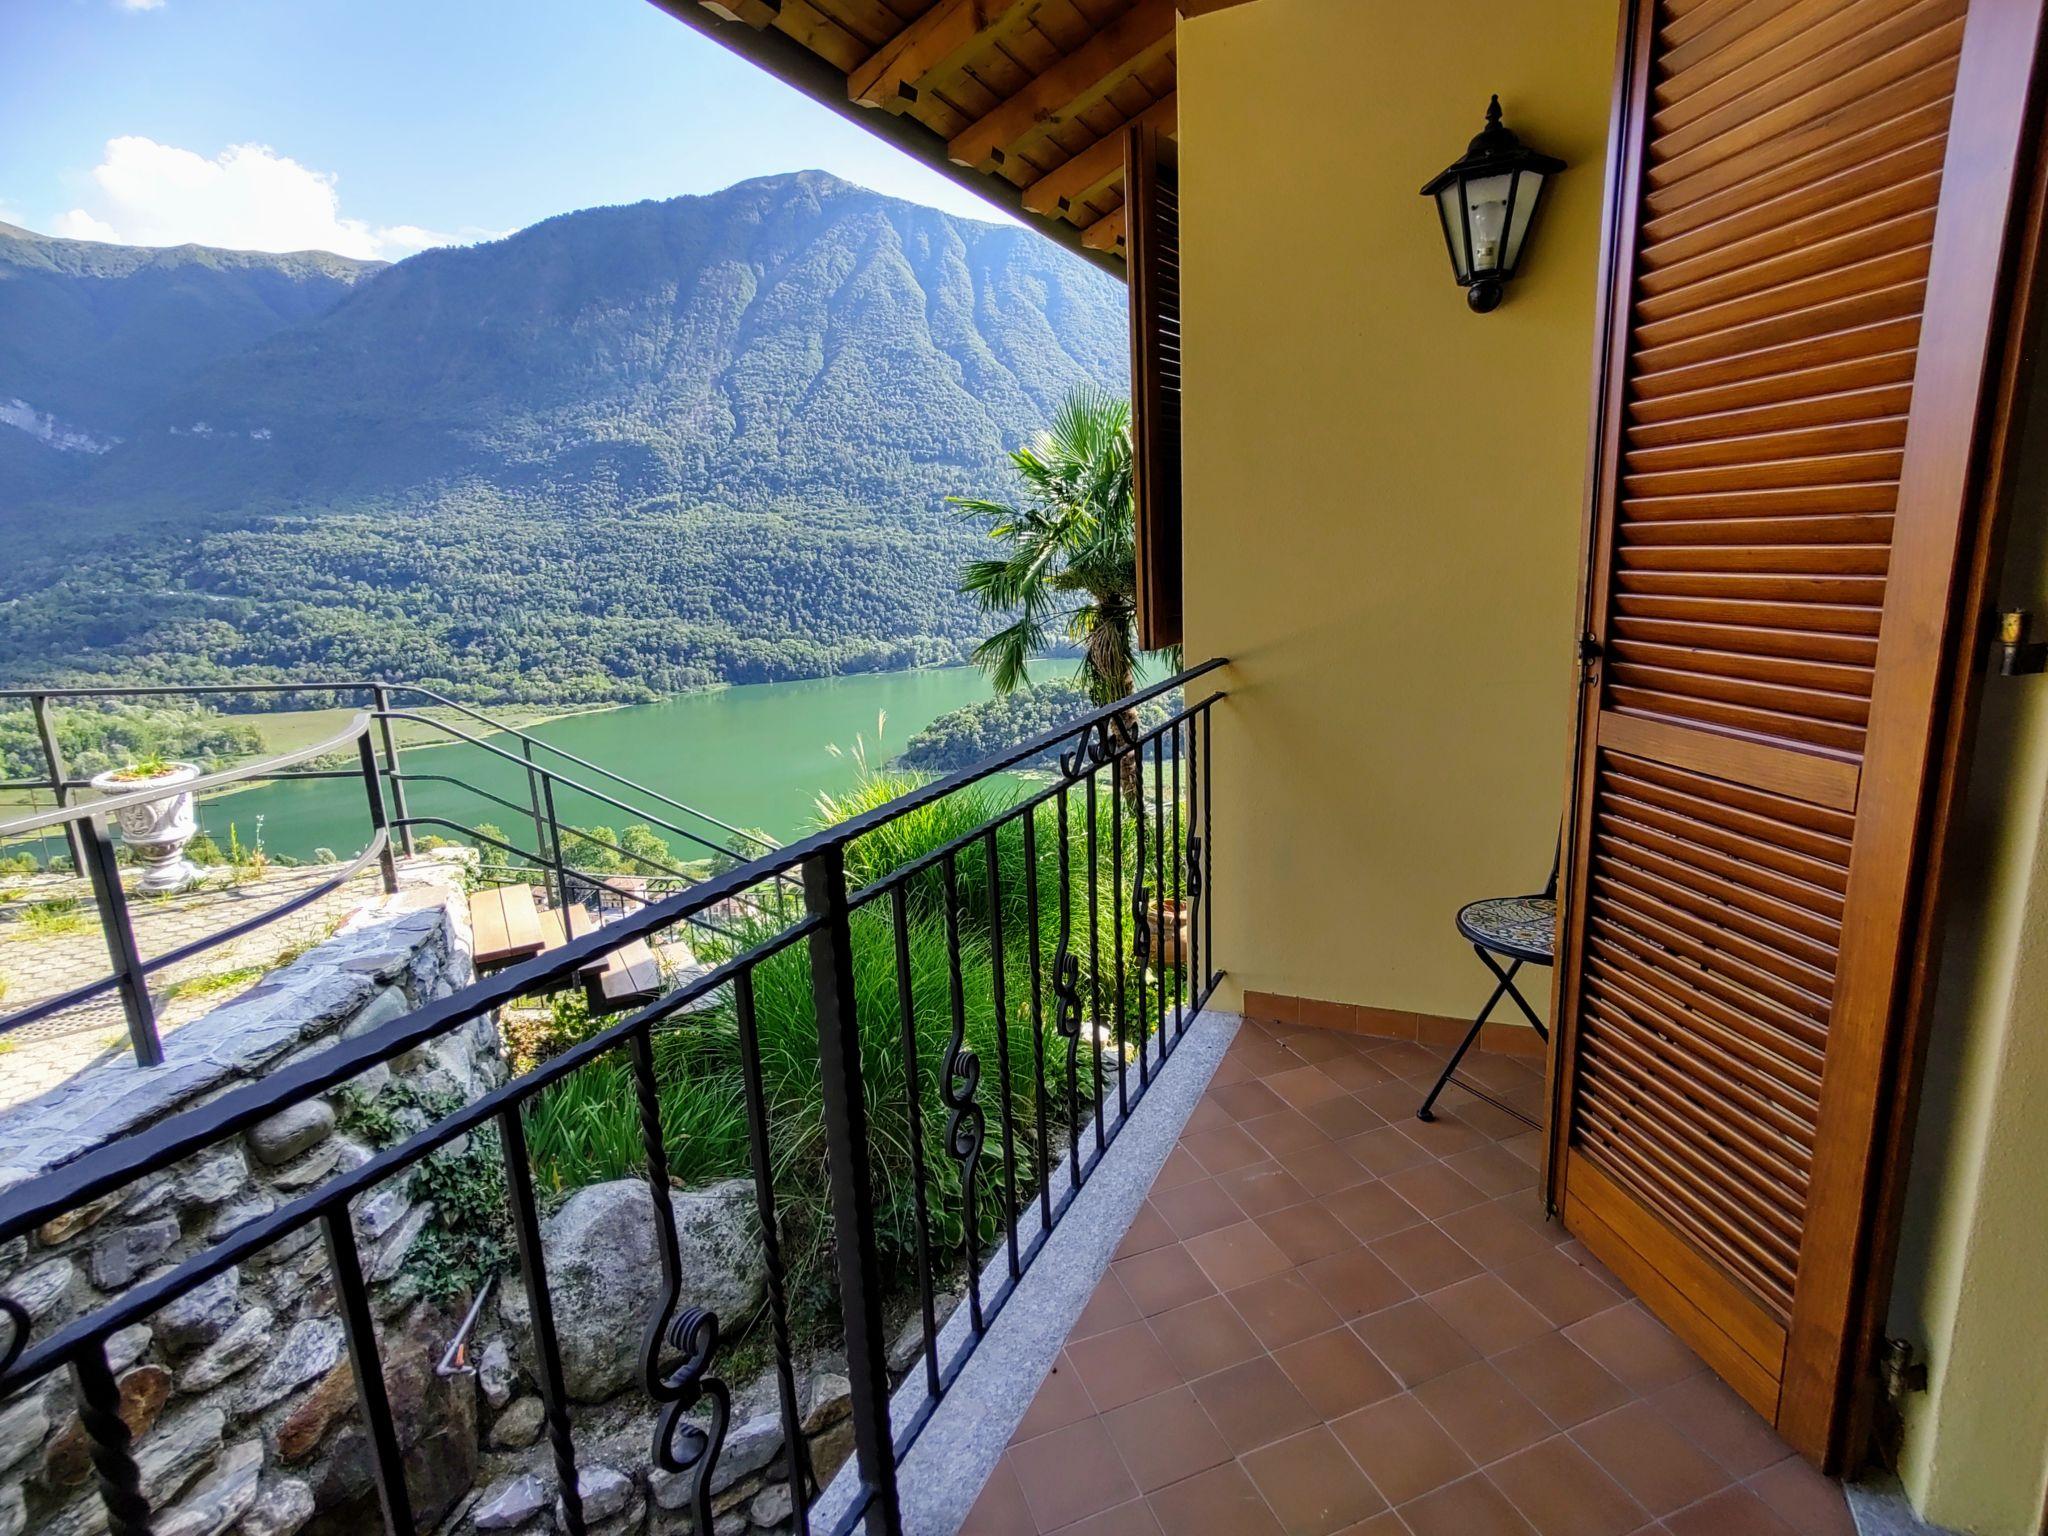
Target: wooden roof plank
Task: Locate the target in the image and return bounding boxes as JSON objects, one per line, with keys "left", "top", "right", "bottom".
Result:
{"left": 1021, "top": 89, "right": 1174, "bottom": 215}
{"left": 946, "top": 0, "right": 1175, "bottom": 168}
{"left": 849, "top": 0, "right": 1043, "bottom": 108}
{"left": 1080, "top": 201, "right": 1128, "bottom": 251}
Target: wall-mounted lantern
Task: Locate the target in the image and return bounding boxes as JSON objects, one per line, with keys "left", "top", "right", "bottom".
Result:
{"left": 1422, "top": 96, "right": 1565, "bottom": 313}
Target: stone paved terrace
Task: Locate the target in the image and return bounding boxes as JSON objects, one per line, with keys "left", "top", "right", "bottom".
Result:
{"left": 0, "top": 862, "right": 392, "bottom": 1111}
{"left": 961, "top": 1019, "right": 1857, "bottom": 1536}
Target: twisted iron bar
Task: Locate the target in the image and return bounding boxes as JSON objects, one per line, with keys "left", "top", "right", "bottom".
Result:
{"left": 633, "top": 1027, "right": 727, "bottom": 1532}
{"left": 1131, "top": 879, "right": 1151, "bottom": 968}
{"left": 74, "top": 1348, "right": 153, "bottom": 1536}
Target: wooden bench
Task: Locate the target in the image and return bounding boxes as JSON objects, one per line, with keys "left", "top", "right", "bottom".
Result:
{"left": 470, "top": 883, "right": 666, "bottom": 1014}
{"left": 470, "top": 884, "right": 545, "bottom": 968}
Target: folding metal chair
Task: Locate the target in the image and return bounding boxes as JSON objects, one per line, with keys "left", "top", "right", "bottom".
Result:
{"left": 1417, "top": 846, "right": 1558, "bottom": 1128}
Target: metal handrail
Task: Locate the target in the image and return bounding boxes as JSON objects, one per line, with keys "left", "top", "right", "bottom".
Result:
{"left": 0, "top": 661, "right": 1231, "bottom": 1536}
{"left": 0, "top": 711, "right": 376, "bottom": 835}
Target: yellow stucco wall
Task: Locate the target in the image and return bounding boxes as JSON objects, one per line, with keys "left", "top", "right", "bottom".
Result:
{"left": 1177, "top": 0, "right": 1617, "bottom": 1023}
{"left": 1888, "top": 352, "right": 2048, "bottom": 1535}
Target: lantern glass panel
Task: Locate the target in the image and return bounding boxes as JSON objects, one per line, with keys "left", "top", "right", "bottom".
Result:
{"left": 1504, "top": 170, "right": 1545, "bottom": 273}
{"left": 1464, "top": 172, "right": 1514, "bottom": 277}
{"left": 1436, "top": 185, "right": 1472, "bottom": 282}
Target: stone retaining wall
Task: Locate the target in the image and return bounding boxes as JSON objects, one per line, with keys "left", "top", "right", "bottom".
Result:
{"left": 0, "top": 853, "right": 496, "bottom": 1536}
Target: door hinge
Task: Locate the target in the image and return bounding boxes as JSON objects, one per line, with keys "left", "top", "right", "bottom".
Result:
{"left": 1577, "top": 633, "right": 1604, "bottom": 671}
{"left": 1879, "top": 1337, "right": 1928, "bottom": 1404}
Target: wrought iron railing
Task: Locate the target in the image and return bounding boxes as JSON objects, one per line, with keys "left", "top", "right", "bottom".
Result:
{"left": 0, "top": 681, "right": 784, "bottom": 1059}
{"left": 0, "top": 661, "right": 1226, "bottom": 1536}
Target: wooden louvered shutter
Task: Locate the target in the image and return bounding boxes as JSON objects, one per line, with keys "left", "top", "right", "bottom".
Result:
{"left": 1550, "top": 0, "right": 2047, "bottom": 1466}
{"left": 1128, "top": 121, "right": 1183, "bottom": 651}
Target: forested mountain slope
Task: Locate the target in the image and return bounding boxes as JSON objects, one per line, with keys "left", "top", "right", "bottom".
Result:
{"left": 0, "top": 173, "right": 1126, "bottom": 700}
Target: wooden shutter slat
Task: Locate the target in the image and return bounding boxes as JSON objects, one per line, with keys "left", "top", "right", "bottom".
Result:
{"left": 1128, "top": 122, "right": 1181, "bottom": 651}
{"left": 1587, "top": 939, "right": 1830, "bottom": 1093}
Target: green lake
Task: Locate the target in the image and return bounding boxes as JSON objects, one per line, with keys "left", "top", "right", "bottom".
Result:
{"left": 180, "top": 665, "right": 1026, "bottom": 867}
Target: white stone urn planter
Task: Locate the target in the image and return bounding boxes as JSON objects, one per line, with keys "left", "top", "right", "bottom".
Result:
{"left": 90, "top": 761, "right": 202, "bottom": 893}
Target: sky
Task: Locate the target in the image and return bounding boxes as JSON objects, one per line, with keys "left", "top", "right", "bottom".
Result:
{"left": 0, "top": 0, "right": 1017, "bottom": 261}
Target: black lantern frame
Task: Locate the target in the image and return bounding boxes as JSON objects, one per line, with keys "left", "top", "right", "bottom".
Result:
{"left": 1421, "top": 96, "right": 1565, "bottom": 313}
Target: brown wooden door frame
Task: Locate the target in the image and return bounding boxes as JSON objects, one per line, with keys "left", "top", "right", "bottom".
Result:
{"left": 1545, "top": 0, "right": 2048, "bottom": 1472}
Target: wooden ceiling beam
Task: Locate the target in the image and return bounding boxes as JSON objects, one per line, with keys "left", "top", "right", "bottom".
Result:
{"left": 848, "top": 0, "right": 1043, "bottom": 109}
{"left": 1020, "top": 91, "right": 1174, "bottom": 217}
{"left": 946, "top": 0, "right": 1176, "bottom": 169}
{"left": 1080, "top": 203, "right": 1128, "bottom": 254}
{"left": 698, "top": 0, "right": 778, "bottom": 27}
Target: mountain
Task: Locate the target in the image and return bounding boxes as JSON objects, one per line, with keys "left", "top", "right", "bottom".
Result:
{"left": 0, "top": 174, "right": 1128, "bottom": 701}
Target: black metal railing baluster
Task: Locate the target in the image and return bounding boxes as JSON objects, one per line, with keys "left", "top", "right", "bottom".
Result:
{"left": 497, "top": 1106, "right": 583, "bottom": 1532}
{"left": 1204, "top": 705, "right": 1216, "bottom": 991}
{"left": 1152, "top": 734, "right": 1169, "bottom": 1059}
{"left": 804, "top": 845, "right": 903, "bottom": 1536}
{"left": 75, "top": 813, "right": 162, "bottom": 1068}
{"left": 1110, "top": 758, "right": 1129, "bottom": 1119}
{"left": 1131, "top": 749, "right": 1151, "bottom": 1084}
{"left": 323, "top": 1209, "right": 416, "bottom": 1534}
{"left": 940, "top": 855, "right": 986, "bottom": 1334}
{"left": 72, "top": 1338, "right": 153, "bottom": 1536}
{"left": 892, "top": 884, "right": 943, "bottom": 1400}
{"left": 538, "top": 770, "right": 572, "bottom": 917}
{"left": 1173, "top": 722, "right": 1186, "bottom": 1038}
{"left": 732, "top": 969, "right": 816, "bottom": 1530}
{"left": 1187, "top": 713, "right": 1204, "bottom": 1021}
{"left": 30, "top": 691, "right": 88, "bottom": 875}
{"left": 1054, "top": 786, "right": 1081, "bottom": 1186}
{"left": 1023, "top": 804, "right": 1053, "bottom": 1232}
{"left": 371, "top": 683, "right": 415, "bottom": 857}
{"left": 984, "top": 830, "right": 1021, "bottom": 1283}
{"left": 1085, "top": 767, "right": 1104, "bottom": 1157}
{"left": 356, "top": 733, "right": 400, "bottom": 894}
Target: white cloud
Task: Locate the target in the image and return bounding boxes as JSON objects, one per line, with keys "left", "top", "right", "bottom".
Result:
{"left": 116, "top": 0, "right": 167, "bottom": 10}
{"left": 50, "top": 137, "right": 485, "bottom": 260}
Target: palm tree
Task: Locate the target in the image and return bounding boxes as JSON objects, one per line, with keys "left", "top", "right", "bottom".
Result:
{"left": 953, "top": 384, "right": 1147, "bottom": 713}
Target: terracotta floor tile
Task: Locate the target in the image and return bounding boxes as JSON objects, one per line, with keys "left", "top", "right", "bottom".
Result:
{"left": 1443, "top": 1142, "right": 1541, "bottom": 1198}
{"left": 1216, "top": 1161, "right": 1314, "bottom": 1218}
{"left": 1331, "top": 1392, "right": 1474, "bottom": 1507}
{"left": 1434, "top": 1199, "right": 1557, "bottom": 1272}
{"left": 1189, "top": 1355, "right": 1319, "bottom": 1454}
{"left": 1370, "top": 1223, "right": 1485, "bottom": 1296}
{"left": 1115, "top": 1201, "right": 1179, "bottom": 1260}
{"left": 1184, "top": 1122, "right": 1270, "bottom": 1175}
{"left": 1257, "top": 1201, "right": 1358, "bottom": 1266}
{"left": 1381, "top": 1161, "right": 1489, "bottom": 1221}
{"left": 1184, "top": 1099, "right": 1235, "bottom": 1136}
{"left": 1145, "top": 1460, "right": 1285, "bottom": 1536}
{"left": 1268, "top": 1063, "right": 1350, "bottom": 1110}
{"left": 1300, "top": 1246, "right": 1414, "bottom": 1321}
{"left": 1494, "top": 1247, "right": 1624, "bottom": 1328}
{"left": 1101, "top": 1383, "right": 1233, "bottom": 1493}
{"left": 1398, "top": 1111, "right": 1491, "bottom": 1157}
{"left": 1054, "top": 1498, "right": 1165, "bottom": 1536}
{"left": 1323, "top": 1181, "right": 1427, "bottom": 1244}
{"left": 1008, "top": 1419, "right": 1140, "bottom": 1532}
{"left": 1185, "top": 1219, "right": 1294, "bottom": 1292}
{"left": 1412, "top": 1360, "right": 1553, "bottom": 1465}
{"left": 1280, "top": 1140, "right": 1374, "bottom": 1197}
{"left": 1244, "top": 1109, "right": 1333, "bottom": 1157}
{"left": 1073, "top": 1271, "right": 1145, "bottom": 1338}
{"left": 1744, "top": 1457, "right": 1856, "bottom": 1536}
{"left": 1152, "top": 1146, "right": 1209, "bottom": 1193}
{"left": 1648, "top": 1372, "right": 1792, "bottom": 1480}
{"left": 1304, "top": 1093, "right": 1386, "bottom": 1142}
{"left": 1113, "top": 1243, "right": 1217, "bottom": 1317}
{"left": 1351, "top": 1299, "right": 1480, "bottom": 1389}
{"left": 1425, "top": 1274, "right": 1553, "bottom": 1358}
{"left": 1499, "top": 1131, "right": 1547, "bottom": 1168}
{"left": 1243, "top": 1426, "right": 1388, "bottom": 1535}
{"left": 1273, "top": 1325, "right": 1400, "bottom": 1419}
{"left": 1564, "top": 1305, "right": 1703, "bottom": 1396}
{"left": 1228, "top": 1269, "right": 1344, "bottom": 1350}
{"left": 1491, "top": 1332, "right": 1632, "bottom": 1429}
{"left": 1153, "top": 1177, "right": 1246, "bottom": 1241}
{"left": 1068, "top": 1320, "right": 1184, "bottom": 1412}
{"left": 1373, "top": 1041, "right": 1444, "bottom": 1078}
{"left": 1355, "top": 1079, "right": 1428, "bottom": 1124}
{"left": 1343, "top": 1125, "right": 1438, "bottom": 1177}
{"left": 1661, "top": 1485, "right": 1798, "bottom": 1536}
{"left": 1486, "top": 1435, "right": 1648, "bottom": 1536}
{"left": 1147, "top": 1294, "right": 1265, "bottom": 1382}
{"left": 1399, "top": 1473, "right": 1539, "bottom": 1536}
{"left": 1212, "top": 1079, "right": 1289, "bottom": 1122}
{"left": 962, "top": 1455, "right": 1036, "bottom": 1536}
{"left": 1317, "top": 1052, "right": 1401, "bottom": 1093}
{"left": 1015, "top": 1352, "right": 1097, "bottom": 1442}
{"left": 1571, "top": 1402, "right": 1732, "bottom": 1517}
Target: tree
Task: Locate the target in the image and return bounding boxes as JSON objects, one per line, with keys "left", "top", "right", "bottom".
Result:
{"left": 954, "top": 385, "right": 1142, "bottom": 709}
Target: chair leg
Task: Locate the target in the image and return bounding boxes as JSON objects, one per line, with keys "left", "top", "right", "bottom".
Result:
{"left": 1418, "top": 950, "right": 1520, "bottom": 1122}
